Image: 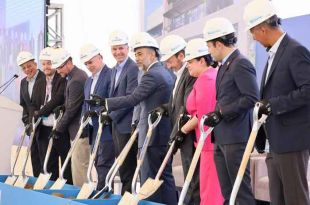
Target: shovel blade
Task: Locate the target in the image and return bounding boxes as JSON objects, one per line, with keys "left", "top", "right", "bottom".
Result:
{"left": 137, "top": 178, "right": 163, "bottom": 200}
{"left": 118, "top": 192, "right": 139, "bottom": 205}
{"left": 14, "top": 176, "right": 29, "bottom": 188}
{"left": 33, "top": 173, "right": 52, "bottom": 190}
{"left": 76, "top": 182, "right": 96, "bottom": 199}
{"left": 50, "top": 178, "right": 67, "bottom": 190}
{"left": 4, "top": 176, "right": 18, "bottom": 185}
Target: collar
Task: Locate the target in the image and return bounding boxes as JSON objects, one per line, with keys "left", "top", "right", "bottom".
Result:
{"left": 269, "top": 32, "right": 286, "bottom": 56}
{"left": 146, "top": 60, "right": 158, "bottom": 72}
{"left": 116, "top": 57, "right": 128, "bottom": 69}
{"left": 46, "top": 72, "right": 55, "bottom": 82}
{"left": 221, "top": 48, "right": 237, "bottom": 65}
{"left": 26, "top": 69, "right": 39, "bottom": 82}
{"left": 92, "top": 67, "right": 103, "bottom": 79}
{"left": 174, "top": 62, "right": 187, "bottom": 76}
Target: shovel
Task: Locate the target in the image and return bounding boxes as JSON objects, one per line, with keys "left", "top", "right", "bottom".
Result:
{"left": 50, "top": 112, "right": 94, "bottom": 190}
{"left": 137, "top": 111, "right": 186, "bottom": 200}
{"left": 178, "top": 115, "right": 214, "bottom": 205}
{"left": 14, "top": 117, "right": 42, "bottom": 188}
{"left": 5, "top": 124, "right": 30, "bottom": 185}
{"left": 229, "top": 102, "right": 268, "bottom": 205}
{"left": 91, "top": 127, "right": 139, "bottom": 199}
{"left": 77, "top": 111, "right": 106, "bottom": 199}
{"left": 118, "top": 112, "right": 162, "bottom": 205}
{"left": 33, "top": 111, "right": 64, "bottom": 190}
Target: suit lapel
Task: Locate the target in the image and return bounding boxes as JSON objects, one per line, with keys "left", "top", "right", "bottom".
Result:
{"left": 264, "top": 34, "right": 289, "bottom": 86}
{"left": 31, "top": 70, "right": 45, "bottom": 101}
{"left": 113, "top": 59, "right": 131, "bottom": 92}
{"left": 171, "top": 68, "right": 187, "bottom": 109}
{"left": 260, "top": 61, "right": 269, "bottom": 97}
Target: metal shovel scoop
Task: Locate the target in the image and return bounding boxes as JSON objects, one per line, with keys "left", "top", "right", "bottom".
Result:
{"left": 50, "top": 113, "right": 93, "bottom": 190}
{"left": 33, "top": 111, "right": 63, "bottom": 189}
{"left": 229, "top": 102, "right": 268, "bottom": 205}
{"left": 14, "top": 117, "right": 42, "bottom": 188}
{"left": 118, "top": 112, "right": 162, "bottom": 205}
{"left": 91, "top": 127, "right": 139, "bottom": 199}
{"left": 77, "top": 111, "right": 106, "bottom": 199}
{"left": 178, "top": 115, "right": 214, "bottom": 205}
{"left": 5, "top": 124, "right": 29, "bottom": 185}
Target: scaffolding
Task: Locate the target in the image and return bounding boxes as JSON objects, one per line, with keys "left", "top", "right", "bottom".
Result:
{"left": 46, "top": 3, "right": 64, "bottom": 48}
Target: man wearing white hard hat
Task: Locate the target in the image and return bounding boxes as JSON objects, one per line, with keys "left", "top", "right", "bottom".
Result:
{"left": 152, "top": 34, "right": 199, "bottom": 204}
{"left": 33, "top": 47, "right": 69, "bottom": 182}
{"left": 51, "top": 47, "right": 88, "bottom": 186}
{"left": 101, "top": 32, "right": 177, "bottom": 204}
{"left": 244, "top": 0, "right": 310, "bottom": 204}
{"left": 202, "top": 17, "right": 259, "bottom": 204}
{"left": 80, "top": 43, "right": 115, "bottom": 190}
{"left": 18, "top": 50, "right": 46, "bottom": 177}
{"left": 107, "top": 30, "right": 139, "bottom": 194}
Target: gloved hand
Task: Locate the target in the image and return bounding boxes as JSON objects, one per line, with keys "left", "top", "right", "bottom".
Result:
{"left": 203, "top": 111, "right": 223, "bottom": 127}
{"left": 33, "top": 110, "right": 40, "bottom": 121}
{"left": 258, "top": 99, "right": 271, "bottom": 118}
{"left": 53, "top": 105, "right": 65, "bottom": 118}
{"left": 179, "top": 114, "right": 191, "bottom": 128}
{"left": 150, "top": 105, "right": 168, "bottom": 117}
{"left": 85, "top": 94, "right": 106, "bottom": 108}
{"left": 169, "top": 130, "right": 186, "bottom": 155}
{"left": 100, "top": 113, "right": 112, "bottom": 124}
{"left": 25, "top": 123, "right": 33, "bottom": 136}
{"left": 83, "top": 110, "right": 98, "bottom": 120}
{"left": 50, "top": 130, "right": 63, "bottom": 140}
{"left": 150, "top": 111, "right": 161, "bottom": 124}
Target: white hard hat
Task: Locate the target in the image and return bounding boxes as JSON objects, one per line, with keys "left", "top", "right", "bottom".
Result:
{"left": 80, "top": 44, "right": 100, "bottom": 64}
{"left": 51, "top": 48, "right": 71, "bottom": 69}
{"left": 243, "top": 0, "right": 277, "bottom": 31}
{"left": 39, "top": 47, "right": 54, "bottom": 61}
{"left": 184, "top": 38, "right": 209, "bottom": 62}
{"left": 17, "top": 51, "right": 34, "bottom": 66}
{"left": 203, "top": 17, "right": 235, "bottom": 42}
{"left": 130, "top": 32, "right": 159, "bottom": 51}
{"left": 160, "top": 35, "right": 187, "bottom": 62}
{"left": 109, "top": 30, "right": 129, "bottom": 46}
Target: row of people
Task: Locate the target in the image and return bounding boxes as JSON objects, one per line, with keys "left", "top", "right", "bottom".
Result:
{"left": 16, "top": 0, "right": 310, "bottom": 204}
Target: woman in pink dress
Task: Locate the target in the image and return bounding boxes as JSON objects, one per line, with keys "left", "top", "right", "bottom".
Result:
{"left": 181, "top": 38, "right": 223, "bottom": 205}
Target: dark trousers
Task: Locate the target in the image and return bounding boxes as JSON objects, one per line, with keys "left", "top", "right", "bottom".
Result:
{"left": 94, "top": 140, "right": 115, "bottom": 190}
{"left": 31, "top": 139, "right": 41, "bottom": 177}
{"left": 214, "top": 143, "right": 255, "bottom": 205}
{"left": 266, "top": 150, "right": 309, "bottom": 205}
{"left": 179, "top": 134, "right": 200, "bottom": 205}
{"left": 112, "top": 124, "right": 137, "bottom": 194}
{"left": 141, "top": 146, "right": 177, "bottom": 205}
{"left": 36, "top": 125, "right": 72, "bottom": 184}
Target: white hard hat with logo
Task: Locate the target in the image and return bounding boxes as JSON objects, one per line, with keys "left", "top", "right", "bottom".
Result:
{"left": 109, "top": 30, "right": 129, "bottom": 46}
{"left": 184, "top": 38, "right": 209, "bottom": 62}
{"left": 243, "top": 0, "right": 277, "bottom": 31}
{"left": 80, "top": 44, "right": 100, "bottom": 64}
{"left": 203, "top": 17, "right": 235, "bottom": 42}
{"left": 160, "top": 35, "right": 187, "bottom": 62}
{"left": 39, "top": 47, "right": 54, "bottom": 61}
{"left": 130, "top": 32, "right": 159, "bottom": 51}
{"left": 17, "top": 51, "right": 35, "bottom": 66}
{"left": 51, "top": 48, "right": 71, "bottom": 69}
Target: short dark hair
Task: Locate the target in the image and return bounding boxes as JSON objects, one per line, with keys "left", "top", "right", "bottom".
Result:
{"left": 263, "top": 15, "right": 282, "bottom": 28}
{"left": 209, "top": 32, "right": 237, "bottom": 47}
{"left": 195, "top": 54, "right": 218, "bottom": 68}
{"left": 174, "top": 49, "right": 185, "bottom": 58}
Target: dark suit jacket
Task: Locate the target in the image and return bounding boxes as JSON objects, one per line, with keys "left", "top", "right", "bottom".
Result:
{"left": 56, "top": 66, "right": 88, "bottom": 140}
{"left": 106, "top": 62, "right": 174, "bottom": 148}
{"left": 109, "top": 58, "right": 138, "bottom": 134}
{"left": 37, "top": 72, "right": 66, "bottom": 117}
{"left": 82, "top": 65, "right": 113, "bottom": 142}
{"left": 256, "top": 34, "right": 310, "bottom": 153}
{"left": 20, "top": 69, "right": 46, "bottom": 124}
{"left": 168, "top": 66, "right": 196, "bottom": 139}
{"left": 213, "top": 49, "right": 259, "bottom": 145}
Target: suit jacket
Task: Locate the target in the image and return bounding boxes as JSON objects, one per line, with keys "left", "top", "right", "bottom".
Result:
{"left": 56, "top": 66, "right": 88, "bottom": 140}
{"left": 37, "top": 72, "right": 66, "bottom": 117}
{"left": 106, "top": 62, "right": 174, "bottom": 148}
{"left": 168, "top": 66, "right": 196, "bottom": 140}
{"left": 109, "top": 57, "right": 138, "bottom": 134}
{"left": 213, "top": 49, "right": 259, "bottom": 145}
{"left": 256, "top": 34, "right": 310, "bottom": 153}
{"left": 20, "top": 69, "right": 46, "bottom": 124}
{"left": 82, "top": 65, "right": 113, "bottom": 142}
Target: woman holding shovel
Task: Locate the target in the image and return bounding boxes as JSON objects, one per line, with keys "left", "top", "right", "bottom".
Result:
{"left": 180, "top": 38, "right": 223, "bottom": 205}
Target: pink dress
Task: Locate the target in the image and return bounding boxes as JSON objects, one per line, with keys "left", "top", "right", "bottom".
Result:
{"left": 186, "top": 68, "right": 224, "bottom": 205}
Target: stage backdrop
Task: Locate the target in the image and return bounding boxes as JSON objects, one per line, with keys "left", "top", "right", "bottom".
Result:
{"left": 0, "top": 0, "right": 45, "bottom": 102}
